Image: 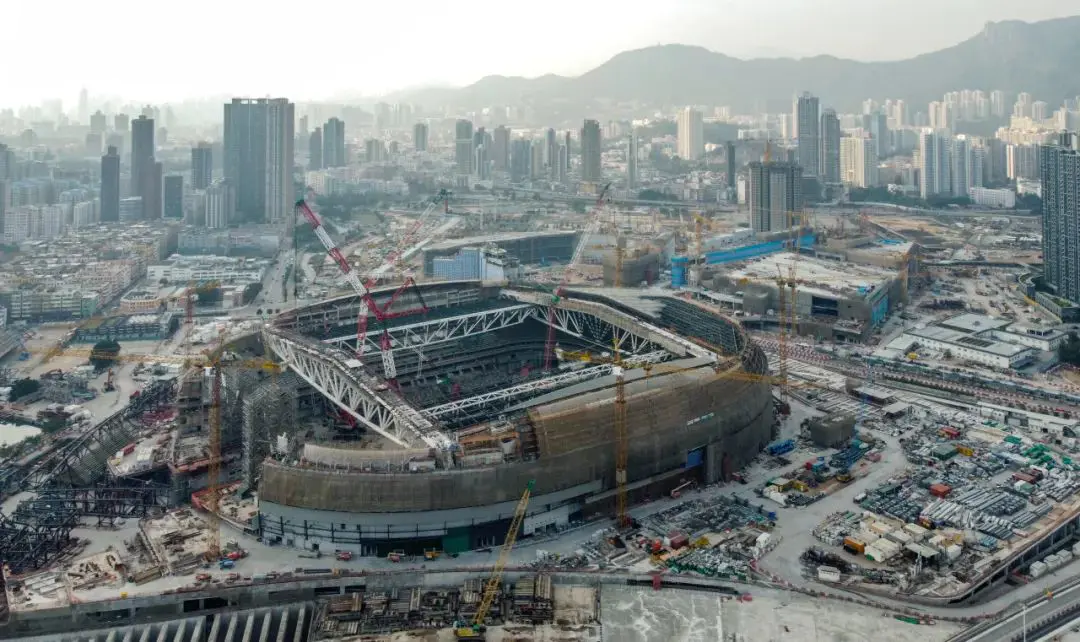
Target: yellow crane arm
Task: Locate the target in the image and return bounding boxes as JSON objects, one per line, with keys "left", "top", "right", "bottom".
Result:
{"left": 473, "top": 480, "right": 534, "bottom": 628}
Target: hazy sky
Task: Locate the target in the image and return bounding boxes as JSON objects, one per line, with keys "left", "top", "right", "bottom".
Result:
{"left": 5, "top": 0, "right": 1077, "bottom": 108}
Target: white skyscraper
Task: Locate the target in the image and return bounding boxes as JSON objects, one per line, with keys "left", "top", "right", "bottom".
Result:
{"left": 206, "top": 179, "right": 236, "bottom": 229}
{"left": 840, "top": 136, "right": 878, "bottom": 188}
{"left": 919, "top": 131, "right": 952, "bottom": 199}
{"left": 677, "top": 108, "right": 704, "bottom": 161}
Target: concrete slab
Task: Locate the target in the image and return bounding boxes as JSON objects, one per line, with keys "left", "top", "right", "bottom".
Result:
{"left": 600, "top": 586, "right": 724, "bottom": 642}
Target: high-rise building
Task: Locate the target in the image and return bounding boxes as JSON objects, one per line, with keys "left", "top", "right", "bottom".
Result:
{"left": 556, "top": 145, "right": 568, "bottom": 183}
{"left": 545, "top": 128, "right": 557, "bottom": 177}
{"left": 130, "top": 115, "right": 155, "bottom": 206}
{"left": 990, "top": 90, "right": 1007, "bottom": 118}
{"left": 206, "top": 179, "right": 236, "bottom": 229}
{"left": 580, "top": 119, "right": 602, "bottom": 182}
{"left": 950, "top": 136, "right": 984, "bottom": 198}
{"left": 1032, "top": 101, "right": 1049, "bottom": 122}
{"left": 492, "top": 126, "right": 510, "bottom": 171}
{"left": 78, "top": 88, "right": 89, "bottom": 124}
{"left": 918, "top": 131, "right": 953, "bottom": 199}
{"left": 309, "top": 128, "right": 323, "bottom": 171}
{"left": 191, "top": 142, "right": 213, "bottom": 190}
{"left": 455, "top": 119, "right": 474, "bottom": 174}
{"left": 626, "top": 132, "right": 638, "bottom": 190}
{"left": 819, "top": 109, "right": 841, "bottom": 183}
{"left": 323, "top": 118, "right": 346, "bottom": 168}
{"left": 143, "top": 160, "right": 163, "bottom": 219}
{"left": 472, "top": 128, "right": 488, "bottom": 177}
{"left": 90, "top": 110, "right": 107, "bottom": 136}
{"left": 100, "top": 146, "right": 120, "bottom": 222}
{"left": 748, "top": 162, "right": 802, "bottom": 233}
{"left": 364, "top": 139, "right": 385, "bottom": 163}
{"left": 840, "top": 136, "right": 877, "bottom": 188}
{"left": 298, "top": 115, "right": 309, "bottom": 140}
{"left": 726, "top": 141, "right": 737, "bottom": 189}
{"left": 794, "top": 93, "right": 820, "bottom": 177}
{"left": 223, "top": 98, "right": 295, "bottom": 223}
{"left": 475, "top": 145, "right": 490, "bottom": 180}
{"left": 530, "top": 143, "right": 546, "bottom": 181}
{"left": 563, "top": 131, "right": 572, "bottom": 172}
{"left": 85, "top": 133, "right": 102, "bottom": 157}
{"left": 868, "top": 112, "right": 889, "bottom": 159}
{"left": 510, "top": 139, "right": 531, "bottom": 183}
{"left": 164, "top": 175, "right": 183, "bottom": 219}
{"left": 114, "top": 113, "right": 130, "bottom": 134}
{"left": 413, "top": 123, "right": 428, "bottom": 152}
{"left": 1041, "top": 144, "right": 1080, "bottom": 302}
{"left": 676, "top": 107, "right": 704, "bottom": 161}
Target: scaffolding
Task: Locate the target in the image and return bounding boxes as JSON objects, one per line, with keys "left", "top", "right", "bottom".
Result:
{"left": 240, "top": 370, "right": 310, "bottom": 492}
{"left": 0, "top": 505, "right": 78, "bottom": 576}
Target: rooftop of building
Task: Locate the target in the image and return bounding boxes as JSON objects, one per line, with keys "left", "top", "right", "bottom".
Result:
{"left": 938, "top": 313, "right": 1012, "bottom": 334}
{"left": 425, "top": 230, "right": 578, "bottom": 251}
{"left": 907, "top": 325, "right": 1032, "bottom": 358}
{"left": 726, "top": 252, "right": 894, "bottom": 299}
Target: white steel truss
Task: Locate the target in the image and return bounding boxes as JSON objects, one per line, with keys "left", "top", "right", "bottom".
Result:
{"left": 263, "top": 328, "right": 453, "bottom": 450}
{"left": 422, "top": 350, "right": 670, "bottom": 419}
{"left": 529, "top": 306, "right": 661, "bottom": 355}
{"left": 323, "top": 304, "right": 536, "bottom": 353}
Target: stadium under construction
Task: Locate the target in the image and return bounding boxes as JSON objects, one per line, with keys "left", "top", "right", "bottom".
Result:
{"left": 244, "top": 279, "right": 776, "bottom": 556}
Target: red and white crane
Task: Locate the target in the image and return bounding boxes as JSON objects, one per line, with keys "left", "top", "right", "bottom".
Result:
{"left": 295, "top": 195, "right": 441, "bottom": 382}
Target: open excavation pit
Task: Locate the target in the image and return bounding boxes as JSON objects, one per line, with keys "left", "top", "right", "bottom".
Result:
{"left": 257, "top": 280, "right": 775, "bottom": 555}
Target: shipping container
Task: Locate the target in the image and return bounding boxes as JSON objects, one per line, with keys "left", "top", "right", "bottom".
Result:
{"left": 929, "top": 483, "right": 952, "bottom": 498}
{"left": 843, "top": 537, "right": 866, "bottom": 554}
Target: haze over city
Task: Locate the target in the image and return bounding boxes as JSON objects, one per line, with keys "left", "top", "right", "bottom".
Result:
{"left": 5, "top": 0, "right": 1079, "bottom": 106}
{"left": 6, "top": 6, "right": 1080, "bottom": 641}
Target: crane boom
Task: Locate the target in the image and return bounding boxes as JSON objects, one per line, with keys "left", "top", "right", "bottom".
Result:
{"left": 470, "top": 480, "right": 534, "bottom": 633}
{"left": 295, "top": 199, "right": 369, "bottom": 299}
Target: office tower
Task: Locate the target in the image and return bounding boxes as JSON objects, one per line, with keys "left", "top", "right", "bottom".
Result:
{"left": 492, "top": 126, "right": 510, "bottom": 170}
{"left": 676, "top": 107, "right": 704, "bottom": 161}
{"left": 819, "top": 109, "right": 841, "bottom": 183}
{"left": 323, "top": 118, "right": 346, "bottom": 168}
{"left": 130, "top": 115, "right": 155, "bottom": 205}
{"left": 530, "top": 143, "right": 546, "bottom": 180}
{"left": 365, "top": 139, "right": 385, "bottom": 163}
{"left": 100, "top": 146, "right": 120, "bottom": 222}
{"left": 626, "top": 132, "right": 638, "bottom": 190}
{"left": 990, "top": 90, "right": 1007, "bottom": 118}
{"left": 141, "top": 161, "right": 163, "bottom": 219}
{"left": 205, "top": 179, "right": 236, "bottom": 229}
{"left": 510, "top": 139, "right": 531, "bottom": 183}
{"left": 413, "top": 123, "right": 428, "bottom": 152}
{"left": 298, "top": 115, "right": 309, "bottom": 139}
{"left": 472, "top": 127, "right": 487, "bottom": 177}
{"left": 164, "top": 175, "right": 183, "bottom": 219}
{"left": 1041, "top": 144, "right": 1080, "bottom": 302}
{"left": 309, "top": 128, "right": 323, "bottom": 171}
{"left": 0, "top": 143, "right": 12, "bottom": 180}
{"left": 454, "top": 119, "right": 474, "bottom": 174}
{"left": 794, "top": 93, "right": 820, "bottom": 176}
{"left": 564, "top": 131, "right": 572, "bottom": 171}
{"left": 840, "top": 136, "right": 877, "bottom": 188}
{"left": 90, "top": 110, "right": 106, "bottom": 136}
{"left": 545, "top": 128, "right": 557, "bottom": 177}
{"left": 748, "top": 162, "right": 802, "bottom": 233}
{"left": 580, "top": 119, "right": 602, "bottom": 182}
{"left": 191, "top": 142, "right": 212, "bottom": 190}
{"left": 475, "top": 145, "right": 490, "bottom": 180}
{"left": 556, "top": 145, "right": 568, "bottom": 182}
{"left": 223, "top": 98, "right": 295, "bottom": 223}
{"left": 726, "top": 141, "right": 737, "bottom": 189}
{"left": 85, "top": 133, "right": 102, "bottom": 157}
{"left": 868, "top": 112, "right": 889, "bottom": 159}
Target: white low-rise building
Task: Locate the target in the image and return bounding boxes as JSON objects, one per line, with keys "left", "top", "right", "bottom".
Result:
{"left": 902, "top": 313, "right": 1041, "bottom": 370}
{"left": 968, "top": 187, "right": 1016, "bottom": 209}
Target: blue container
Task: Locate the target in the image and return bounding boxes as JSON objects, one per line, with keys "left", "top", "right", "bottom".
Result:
{"left": 671, "top": 256, "right": 689, "bottom": 288}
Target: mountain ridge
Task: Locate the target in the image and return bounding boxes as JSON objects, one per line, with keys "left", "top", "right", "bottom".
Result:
{"left": 390, "top": 16, "right": 1080, "bottom": 113}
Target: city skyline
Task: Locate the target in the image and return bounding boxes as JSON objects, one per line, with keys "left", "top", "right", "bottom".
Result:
{"left": 3, "top": 1, "right": 1077, "bottom": 108}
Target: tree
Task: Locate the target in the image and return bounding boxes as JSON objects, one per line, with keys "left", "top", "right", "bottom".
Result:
{"left": 158, "top": 278, "right": 169, "bottom": 286}
{"left": 637, "top": 189, "right": 667, "bottom": 201}
{"left": 10, "top": 378, "right": 40, "bottom": 401}
{"left": 90, "top": 339, "right": 121, "bottom": 371}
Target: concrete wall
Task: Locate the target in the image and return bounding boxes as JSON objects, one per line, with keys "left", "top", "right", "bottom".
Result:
{"left": 260, "top": 365, "right": 772, "bottom": 516}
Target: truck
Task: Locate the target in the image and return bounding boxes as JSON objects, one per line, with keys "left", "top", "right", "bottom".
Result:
{"left": 218, "top": 559, "right": 235, "bottom": 570}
